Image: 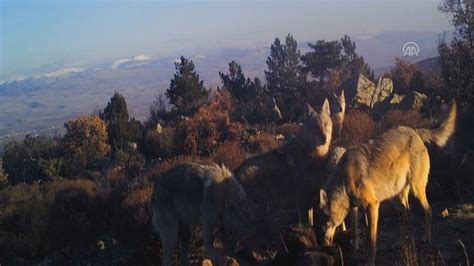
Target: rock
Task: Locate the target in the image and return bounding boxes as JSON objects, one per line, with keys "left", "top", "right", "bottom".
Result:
{"left": 344, "top": 74, "right": 376, "bottom": 109}
{"left": 344, "top": 75, "right": 393, "bottom": 111}
{"left": 398, "top": 91, "right": 429, "bottom": 111}
{"left": 297, "top": 250, "right": 336, "bottom": 266}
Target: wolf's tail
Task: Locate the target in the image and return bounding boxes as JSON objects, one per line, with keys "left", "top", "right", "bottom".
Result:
{"left": 416, "top": 100, "right": 457, "bottom": 148}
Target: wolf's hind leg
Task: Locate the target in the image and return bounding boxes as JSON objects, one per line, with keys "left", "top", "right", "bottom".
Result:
{"left": 412, "top": 184, "right": 432, "bottom": 243}
{"left": 411, "top": 153, "right": 432, "bottom": 243}
{"left": 179, "top": 224, "right": 192, "bottom": 266}
{"left": 156, "top": 214, "right": 179, "bottom": 266}
{"left": 398, "top": 186, "right": 411, "bottom": 237}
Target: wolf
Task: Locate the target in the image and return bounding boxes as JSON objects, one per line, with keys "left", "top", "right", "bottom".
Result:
{"left": 151, "top": 162, "right": 248, "bottom": 266}
{"left": 316, "top": 100, "right": 457, "bottom": 265}
{"left": 235, "top": 99, "right": 333, "bottom": 226}
{"left": 330, "top": 90, "right": 346, "bottom": 140}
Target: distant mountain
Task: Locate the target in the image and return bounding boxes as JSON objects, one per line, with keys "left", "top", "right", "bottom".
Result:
{"left": 0, "top": 48, "right": 267, "bottom": 140}
{"left": 0, "top": 31, "right": 444, "bottom": 141}
{"left": 416, "top": 56, "right": 441, "bottom": 73}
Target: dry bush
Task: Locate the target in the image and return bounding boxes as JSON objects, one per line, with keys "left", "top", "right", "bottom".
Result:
{"left": 276, "top": 122, "right": 300, "bottom": 138}
{"left": 210, "top": 141, "right": 247, "bottom": 171}
{"left": 0, "top": 179, "right": 99, "bottom": 261}
{"left": 114, "top": 186, "right": 153, "bottom": 244}
{"left": 378, "top": 109, "right": 431, "bottom": 134}
{"left": 340, "top": 110, "right": 376, "bottom": 147}
{"left": 245, "top": 132, "right": 282, "bottom": 154}
{"left": 175, "top": 90, "right": 243, "bottom": 156}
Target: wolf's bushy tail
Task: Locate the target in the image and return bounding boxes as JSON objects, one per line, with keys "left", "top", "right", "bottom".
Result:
{"left": 416, "top": 100, "right": 457, "bottom": 147}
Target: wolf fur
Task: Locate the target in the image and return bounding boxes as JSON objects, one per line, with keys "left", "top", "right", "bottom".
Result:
{"left": 317, "top": 100, "right": 457, "bottom": 265}
{"left": 152, "top": 162, "right": 247, "bottom": 266}
{"left": 235, "top": 99, "right": 333, "bottom": 225}
{"left": 330, "top": 90, "right": 346, "bottom": 140}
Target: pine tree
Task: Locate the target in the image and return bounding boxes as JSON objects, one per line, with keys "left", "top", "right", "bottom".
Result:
{"left": 219, "top": 60, "right": 251, "bottom": 102}
{"left": 166, "top": 56, "right": 209, "bottom": 115}
{"left": 265, "top": 34, "right": 307, "bottom": 120}
{"left": 101, "top": 92, "right": 133, "bottom": 152}
{"left": 340, "top": 35, "right": 374, "bottom": 80}
{"left": 438, "top": 0, "right": 474, "bottom": 108}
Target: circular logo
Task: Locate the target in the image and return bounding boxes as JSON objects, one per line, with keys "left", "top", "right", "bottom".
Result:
{"left": 402, "top": 42, "right": 420, "bottom": 57}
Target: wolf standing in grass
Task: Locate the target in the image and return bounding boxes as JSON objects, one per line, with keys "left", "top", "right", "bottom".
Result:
{"left": 151, "top": 163, "right": 247, "bottom": 266}
{"left": 316, "top": 101, "right": 457, "bottom": 265}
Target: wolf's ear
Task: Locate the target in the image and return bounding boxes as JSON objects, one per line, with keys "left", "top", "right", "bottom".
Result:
{"left": 339, "top": 90, "right": 345, "bottom": 103}
{"left": 305, "top": 102, "right": 316, "bottom": 115}
{"left": 321, "top": 98, "right": 331, "bottom": 116}
{"left": 319, "top": 189, "right": 328, "bottom": 209}
{"left": 298, "top": 103, "right": 316, "bottom": 123}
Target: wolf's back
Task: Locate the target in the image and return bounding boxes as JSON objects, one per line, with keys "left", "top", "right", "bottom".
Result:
{"left": 416, "top": 100, "right": 457, "bottom": 148}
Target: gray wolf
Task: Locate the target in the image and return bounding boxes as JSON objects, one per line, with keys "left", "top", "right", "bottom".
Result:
{"left": 330, "top": 90, "right": 346, "bottom": 140}
{"left": 316, "top": 100, "right": 457, "bottom": 265}
{"left": 152, "top": 162, "right": 247, "bottom": 266}
{"left": 235, "top": 99, "right": 333, "bottom": 225}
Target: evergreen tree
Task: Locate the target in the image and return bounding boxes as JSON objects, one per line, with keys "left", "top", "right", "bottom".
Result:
{"left": 438, "top": 0, "right": 474, "bottom": 108}
{"left": 340, "top": 35, "right": 374, "bottom": 80}
{"left": 302, "top": 35, "right": 374, "bottom": 91}
{"left": 265, "top": 34, "right": 307, "bottom": 120}
{"left": 219, "top": 60, "right": 252, "bottom": 102}
{"left": 301, "top": 39, "right": 342, "bottom": 86}
{"left": 166, "top": 56, "right": 209, "bottom": 115}
{"left": 101, "top": 92, "right": 133, "bottom": 152}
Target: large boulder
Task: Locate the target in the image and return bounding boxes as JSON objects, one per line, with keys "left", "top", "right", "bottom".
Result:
{"left": 344, "top": 74, "right": 439, "bottom": 116}
{"left": 344, "top": 75, "right": 393, "bottom": 111}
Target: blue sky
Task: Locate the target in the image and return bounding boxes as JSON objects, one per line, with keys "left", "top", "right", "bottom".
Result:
{"left": 1, "top": 0, "right": 451, "bottom": 78}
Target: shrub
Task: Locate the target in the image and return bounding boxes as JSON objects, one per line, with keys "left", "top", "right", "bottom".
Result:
{"left": 62, "top": 115, "right": 111, "bottom": 177}
{"left": 175, "top": 90, "right": 243, "bottom": 156}
{"left": 143, "top": 127, "right": 177, "bottom": 160}
{"left": 245, "top": 132, "right": 282, "bottom": 154}
{"left": 0, "top": 159, "right": 8, "bottom": 188}
{"left": 210, "top": 141, "right": 247, "bottom": 171}
{"left": 2, "top": 135, "right": 62, "bottom": 184}
{"left": 47, "top": 181, "right": 101, "bottom": 250}
{"left": 114, "top": 186, "right": 153, "bottom": 244}
{"left": 115, "top": 149, "right": 145, "bottom": 179}
{"left": 276, "top": 122, "right": 300, "bottom": 138}
{"left": 377, "top": 109, "right": 431, "bottom": 134}
{"left": 340, "top": 110, "right": 376, "bottom": 147}
{"left": 0, "top": 179, "right": 99, "bottom": 261}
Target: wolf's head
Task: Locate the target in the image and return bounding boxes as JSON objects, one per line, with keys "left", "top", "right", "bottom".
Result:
{"left": 297, "top": 99, "right": 333, "bottom": 158}
{"left": 315, "top": 187, "right": 350, "bottom": 246}
{"left": 330, "top": 90, "right": 345, "bottom": 115}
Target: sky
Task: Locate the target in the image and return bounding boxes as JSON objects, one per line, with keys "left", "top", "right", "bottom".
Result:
{"left": 0, "top": 0, "right": 451, "bottom": 78}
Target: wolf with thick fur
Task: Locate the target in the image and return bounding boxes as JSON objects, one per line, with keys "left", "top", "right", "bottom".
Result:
{"left": 316, "top": 101, "right": 457, "bottom": 265}
{"left": 152, "top": 162, "right": 247, "bottom": 266}
{"left": 330, "top": 91, "right": 346, "bottom": 140}
{"left": 235, "top": 99, "right": 333, "bottom": 225}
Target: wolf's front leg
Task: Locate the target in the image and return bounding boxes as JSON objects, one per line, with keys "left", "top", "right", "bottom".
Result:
{"left": 366, "top": 203, "right": 379, "bottom": 266}
{"left": 351, "top": 206, "right": 359, "bottom": 250}
{"left": 202, "top": 220, "right": 224, "bottom": 263}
